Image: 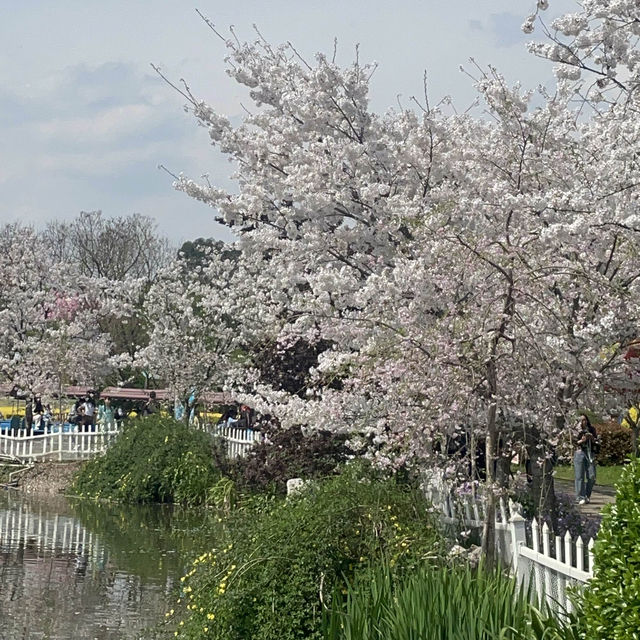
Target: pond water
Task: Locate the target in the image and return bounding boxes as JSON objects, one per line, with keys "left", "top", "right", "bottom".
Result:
{"left": 0, "top": 490, "right": 218, "bottom": 639}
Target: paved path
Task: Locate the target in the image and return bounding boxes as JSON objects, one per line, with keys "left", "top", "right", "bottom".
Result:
{"left": 554, "top": 479, "right": 615, "bottom": 516}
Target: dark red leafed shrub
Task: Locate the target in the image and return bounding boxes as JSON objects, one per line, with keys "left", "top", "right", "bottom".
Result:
{"left": 222, "top": 423, "right": 351, "bottom": 494}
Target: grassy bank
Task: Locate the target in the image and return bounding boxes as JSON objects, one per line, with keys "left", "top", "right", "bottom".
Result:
{"left": 553, "top": 464, "right": 626, "bottom": 487}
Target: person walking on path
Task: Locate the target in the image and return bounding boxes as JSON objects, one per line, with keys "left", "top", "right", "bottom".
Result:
{"left": 574, "top": 414, "right": 599, "bottom": 505}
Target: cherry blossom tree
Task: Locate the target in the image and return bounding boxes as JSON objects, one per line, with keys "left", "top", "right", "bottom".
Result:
{"left": 0, "top": 223, "right": 119, "bottom": 401}
{"left": 158, "top": 3, "right": 640, "bottom": 552}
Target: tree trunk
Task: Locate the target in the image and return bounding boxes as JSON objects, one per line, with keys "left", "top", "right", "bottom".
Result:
{"left": 495, "top": 447, "right": 512, "bottom": 489}
{"left": 481, "top": 424, "right": 497, "bottom": 567}
{"left": 481, "top": 273, "right": 514, "bottom": 567}
{"left": 524, "top": 422, "right": 558, "bottom": 530}
{"left": 481, "top": 364, "right": 498, "bottom": 567}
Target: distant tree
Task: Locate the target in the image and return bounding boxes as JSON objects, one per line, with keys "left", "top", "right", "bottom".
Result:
{"left": 135, "top": 246, "right": 250, "bottom": 417}
{"left": 178, "top": 237, "right": 241, "bottom": 275}
{"left": 0, "top": 223, "right": 117, "bottom": 398}
{"left": 42, "top": 211, "right": 173, "bottom": 281}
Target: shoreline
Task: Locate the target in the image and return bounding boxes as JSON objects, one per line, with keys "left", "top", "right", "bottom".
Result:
{"left": 0, "top": 460, "right": 82, "bottom": 495}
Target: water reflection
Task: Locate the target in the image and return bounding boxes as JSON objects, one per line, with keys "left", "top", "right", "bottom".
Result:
{"left": 0, "top": 490, "right": 218, "bottom": 640}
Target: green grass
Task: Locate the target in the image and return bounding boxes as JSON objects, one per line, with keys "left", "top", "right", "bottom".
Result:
{"left": 553, "top": 464, "right": 626, "bottom": 487}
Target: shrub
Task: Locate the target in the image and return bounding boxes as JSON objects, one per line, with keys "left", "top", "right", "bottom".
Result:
{"left": 595, "top": 420, "right": 633, "bottom": 466}
{"left": 171, "top": 465, "right": 444, "bottom": 640}
{"left": 324, "top": 561, "right": 580, "bottom": 640}
{"left": 581, "top": 457, "right": 640, "bottom": 639}
{"left": 72, "top": 416, "right": 221, "bottom": 505}
{"left": 223, "top": 423, "right": 351, "bottom": 494}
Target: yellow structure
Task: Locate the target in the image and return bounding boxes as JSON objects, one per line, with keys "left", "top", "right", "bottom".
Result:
{"left": 621, "top": 405, "right": 639, "bottom": 429}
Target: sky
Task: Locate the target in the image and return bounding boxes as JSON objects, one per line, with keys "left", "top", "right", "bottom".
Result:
{"left": 0, "top": 0, "right": 575, "bottom": 244}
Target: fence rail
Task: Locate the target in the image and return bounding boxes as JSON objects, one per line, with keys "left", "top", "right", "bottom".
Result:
{"left": 202, "top": 424, "right": 263, "bottom": 458}
{"left": 0, "top": 422, "right": 261, "bottom": 464}
{"left": 0, "top": 424, "right": 121, "bottom": 462}
{"left": 427, "top": 483, "right": 595, "bottom": 613}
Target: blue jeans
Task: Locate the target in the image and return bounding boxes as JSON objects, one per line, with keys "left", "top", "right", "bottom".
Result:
{"left": 574, "top": 450, "right": 596, "bottom": 499}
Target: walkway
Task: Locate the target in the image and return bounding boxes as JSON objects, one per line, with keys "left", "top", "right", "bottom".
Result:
{"left": 554, "top": 479, "right": 615, "bottom": 516}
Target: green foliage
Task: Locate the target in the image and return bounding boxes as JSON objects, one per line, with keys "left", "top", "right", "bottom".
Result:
{"left": 170, "top": 465, "right": 444, "bottom": 640}
{"left": 71, "top": 416, "right": 220, "bottom": 505}
{"left": 207, "top": 476, "right": 238, "bottom": 513}
{"left": 595, "top": 421, "right": 633, "bottom": 466}
{"left": 582, "top": 457, "right": 640, "bottom": 639}
{"left": 324, "top": 562, "right": 578, "bottom": 640}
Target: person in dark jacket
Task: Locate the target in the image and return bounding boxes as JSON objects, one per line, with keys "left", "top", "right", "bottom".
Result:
{"left": 142, "top": 391, "right": 157, "bottom": 416}
{"left": 573, "top": 414, "right": 599, "bottom": 505}
{"left": 24, "top": 399, "right": 34, "bottom": 435}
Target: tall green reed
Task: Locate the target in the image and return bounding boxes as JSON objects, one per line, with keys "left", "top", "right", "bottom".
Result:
{"left": 324, "top": 561, "right": 580, "bottom": 640}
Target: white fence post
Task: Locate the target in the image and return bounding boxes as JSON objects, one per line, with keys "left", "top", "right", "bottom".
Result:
{"left": 509, "top": 513, "right": 527, "bottom": 580}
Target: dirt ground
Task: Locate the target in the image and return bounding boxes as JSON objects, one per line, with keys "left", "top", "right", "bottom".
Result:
{"left": 9, "top": 461, "right": 83, "bottom": 495}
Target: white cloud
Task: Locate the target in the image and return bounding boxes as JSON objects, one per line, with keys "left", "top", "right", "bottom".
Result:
{"left": 36, "top": 103, "right": 155, "bottom": 145}
{"left": 0, "top": 0, "right": 578, "bottom": 242}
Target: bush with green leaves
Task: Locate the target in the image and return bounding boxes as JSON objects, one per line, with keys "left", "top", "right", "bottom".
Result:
{"left": 581, "top": 456, "right": 640, "bottom": 639}
{"left": 170, "top": 465, "right": 444, "bottom": 640}
{"left": 324, "top": 561, "right": 581, "bottom": 640}
{"left": 72, "top": 416, "right": 221, "bottom": 505}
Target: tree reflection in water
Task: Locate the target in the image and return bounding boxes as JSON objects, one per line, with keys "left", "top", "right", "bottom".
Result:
{"left": 0, "top": 491, "right": 221, "bottom": 639}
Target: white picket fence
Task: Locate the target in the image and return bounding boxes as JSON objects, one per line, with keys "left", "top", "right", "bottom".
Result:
{"left": 200, "top": 423, "right": 263, "bottom": 458}
{"left": 0, "top": 421, "right": 262, "bottom": 464}
{"left": 426, "top": 484, "right": 594, "bottom": 613}
{"left": 0, "top": 424, "right": 121, "bottom": 462}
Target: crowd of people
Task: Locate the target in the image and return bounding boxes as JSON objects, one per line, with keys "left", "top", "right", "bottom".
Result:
{"left": 68, "top": 394, "right": 125, "bottom": 431}
{"left": 2, "top": 393, "right": 126, "bottom": 435}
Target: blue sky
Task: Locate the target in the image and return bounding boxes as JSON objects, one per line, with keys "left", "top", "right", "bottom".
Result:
{"left": 0, "top": 0, "right": 574, "bottom": 244}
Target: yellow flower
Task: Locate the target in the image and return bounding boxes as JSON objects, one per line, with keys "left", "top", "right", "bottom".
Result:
{"left": 207, "top": 613, "right": 215, "bottom": 620}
